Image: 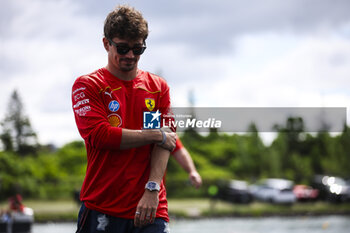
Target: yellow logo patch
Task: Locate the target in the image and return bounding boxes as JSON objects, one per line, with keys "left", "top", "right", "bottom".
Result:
{"left": 108, "top": 114, "right": 122, "bottom": 127}
{"left": 145, "top": 98, "right": 155, "bottom": 111}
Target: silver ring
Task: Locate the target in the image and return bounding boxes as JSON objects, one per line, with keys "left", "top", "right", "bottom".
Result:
{"left": 135, "top": 211, "right": 141, "bottom": 215}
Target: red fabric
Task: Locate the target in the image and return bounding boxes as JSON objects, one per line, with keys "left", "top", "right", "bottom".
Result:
{"left": 172, "top": 137, "right": 184, "bottom": 154}
{"left": 72, "top": 68, "right": 173, "bottom": 222}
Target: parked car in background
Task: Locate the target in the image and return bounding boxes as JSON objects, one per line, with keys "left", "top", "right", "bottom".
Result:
{"left": 312, "top": 175, "right": 350, "bottom": 203}
{"left": 218, "top": 180, "right": 253, "bottom": 204}
{"left": 250, "top": 178, "right": 296, "bottom": 204}
{"left": 346, "top": 179, "right": 350, "bottom": 202}
{"left": 293, "top": 185, "right": 319, "bottom": 202}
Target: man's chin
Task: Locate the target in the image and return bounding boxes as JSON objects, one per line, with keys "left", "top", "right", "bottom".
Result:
{"left": 120, "top": 65, "right": 135, "bottom": 72}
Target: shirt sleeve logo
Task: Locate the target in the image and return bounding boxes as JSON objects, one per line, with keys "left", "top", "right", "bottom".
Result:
{"left": 108, "top": 100, "right": 120, "bottom": 112}
{"left": 145, "top": 98, "right": 155, "bottom": 111}
{"left": 143, "top": 110, "right": 161, "bottom": 129}
{"left": 108, "top": 114, "right": 122, "bottom": 127}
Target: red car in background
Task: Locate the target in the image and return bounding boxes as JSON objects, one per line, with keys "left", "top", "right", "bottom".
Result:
{"left": 293, "top": 185, "right": 319, "bottom": 201}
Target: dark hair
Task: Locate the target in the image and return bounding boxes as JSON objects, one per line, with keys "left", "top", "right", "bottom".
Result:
{"left": 104, "top": 5, "right": 149, "bottom": 42}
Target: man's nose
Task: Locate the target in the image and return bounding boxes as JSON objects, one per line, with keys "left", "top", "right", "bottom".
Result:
{"left": 124, "top": 49, "right": 135, "bottom": 58}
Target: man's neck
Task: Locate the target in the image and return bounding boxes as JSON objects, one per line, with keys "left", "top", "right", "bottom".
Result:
{"left": 106, "top": 64, "right": 138, "bottom": 81}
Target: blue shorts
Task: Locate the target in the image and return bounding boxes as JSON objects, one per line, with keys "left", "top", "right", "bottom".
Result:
{"left": 76, "top": 203, "right": 170, "bottom": 233}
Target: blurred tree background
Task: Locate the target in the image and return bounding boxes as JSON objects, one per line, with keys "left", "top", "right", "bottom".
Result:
{"left": 0, "top": 90, "right": 349, "bottom": 200}
{"left": 0, "top": 90, "right": 39, "bottom": 155}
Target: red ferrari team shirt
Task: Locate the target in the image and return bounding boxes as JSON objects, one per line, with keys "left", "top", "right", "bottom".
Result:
{"left": 72, "top": 67, "right": 174, "bottom": 222}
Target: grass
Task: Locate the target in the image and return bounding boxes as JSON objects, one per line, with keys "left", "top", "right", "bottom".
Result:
{"left": 1, "top": 198, "right": 350, "bottom": 222}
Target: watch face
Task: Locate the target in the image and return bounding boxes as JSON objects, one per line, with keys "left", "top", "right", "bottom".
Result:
{"left": 149, "top": 183, "right": 156, "bottom": 189}
{"left": 146, "top": 181, "right": 159, "bottom": 191}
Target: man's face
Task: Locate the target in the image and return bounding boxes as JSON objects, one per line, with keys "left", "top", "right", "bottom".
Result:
{"left": 107, "top": 37, "right": 145, "bottom": 72}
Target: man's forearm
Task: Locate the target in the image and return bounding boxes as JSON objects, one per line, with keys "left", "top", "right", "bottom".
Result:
{"left": 148, "top": 145, "right": 171, "bottom": 184}
{"left": 119, "top": 129, "right": 162, "bottom": 150}
{"left": 134, "top": 145, "right": 170, "bottom": 227}
{"left": 173, "top": 148, "right": 197, "bottom": 174}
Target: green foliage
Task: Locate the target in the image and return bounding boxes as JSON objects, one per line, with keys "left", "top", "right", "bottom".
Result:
{"left": 0, "top": 90, "right": 348, "bottom": 200}
{"left": 0, "top": 140, "right": 86, "bottom": 200}
{"left": 1, "top": 117, "right": 350, "bottom": 200}
{"left": 166, "top": 119, "right": 350, "bottom": 197}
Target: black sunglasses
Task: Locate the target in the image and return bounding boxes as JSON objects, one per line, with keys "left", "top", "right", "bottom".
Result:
{"left": 108, "top": 39, "right": 146, "bottom": 55}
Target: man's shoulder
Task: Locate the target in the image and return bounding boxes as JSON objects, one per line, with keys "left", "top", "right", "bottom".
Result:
{"left": 138, "top": 71, "right": 169, "bottom": 91}
{"left": 145, "top": 71, "right": 166, "bottom": 83}
{"left": 75, "top": 69, "right": 105, "bottom": 84}
{"left": 73, "top": 68, "right": 109, "bottom": 91}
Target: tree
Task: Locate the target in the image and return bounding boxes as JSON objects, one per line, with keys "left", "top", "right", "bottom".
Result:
{"left": 0, "top": 90, "right": 38, "bottom": 155}
{"left": 274, "top": 117, "right": 306, "bottom": 154}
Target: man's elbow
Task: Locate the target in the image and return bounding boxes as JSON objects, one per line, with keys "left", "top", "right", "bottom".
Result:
{"left": 87, "top": 125, "right": 122, "bottom": 150}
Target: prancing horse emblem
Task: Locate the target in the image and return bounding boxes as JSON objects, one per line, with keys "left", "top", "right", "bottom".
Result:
{"left": 145, "top": 98, "right": 155, "bottom": 111}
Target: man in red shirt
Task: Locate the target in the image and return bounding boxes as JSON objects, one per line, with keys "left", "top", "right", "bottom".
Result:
{"left": 72, "top": 5, "right": 176, "bottom": 233}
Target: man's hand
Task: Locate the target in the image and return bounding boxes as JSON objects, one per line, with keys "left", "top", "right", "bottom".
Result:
{"left": 189, "top": 171, "right": 202, "bottom": 189}
{"left": 134, "top": 190, "right": 159, "bottom": 227}
{"left": 158, "top": 127, "right": 176, "bottom": 151}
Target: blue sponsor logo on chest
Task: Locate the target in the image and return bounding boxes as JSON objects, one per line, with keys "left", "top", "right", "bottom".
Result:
{"left": 108, "top": 100, "right": 120, "bottom": 112}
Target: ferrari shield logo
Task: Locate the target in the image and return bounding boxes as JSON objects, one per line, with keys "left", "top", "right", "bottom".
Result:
{"left": 145, "top": 98, "right": 155, "bottom": 111}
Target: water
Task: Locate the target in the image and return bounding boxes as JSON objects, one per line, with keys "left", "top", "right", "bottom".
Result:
{"left": 170, "top": 216, "right": 350, "bottom": 233}
{"left": 32, "top": 216, "right": 350, "bottom": 233}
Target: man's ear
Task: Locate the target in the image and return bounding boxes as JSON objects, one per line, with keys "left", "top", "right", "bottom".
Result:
{"left": 103, "top": 37, "right": 110, "bottom": 52}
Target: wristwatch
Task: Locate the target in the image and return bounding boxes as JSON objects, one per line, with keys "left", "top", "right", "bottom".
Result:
{"left": 145, "top": 181, "right": 160, "bottom": 192}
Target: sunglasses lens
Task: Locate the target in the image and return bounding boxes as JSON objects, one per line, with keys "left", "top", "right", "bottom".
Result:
{"left": 132, "top": 47, "right": 146, "bottom": 55}
{"left": 110, "top": 39, "right": 146, "bottom": 55}
{"left": 116, "top": 46, "right": 130, "bottom": 55}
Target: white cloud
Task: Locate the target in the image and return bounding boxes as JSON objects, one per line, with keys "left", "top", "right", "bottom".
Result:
{"left": 196, "top": 32, "right": 350, "bottom": 109}
{"left": 0, "top": 0, "right": 106, "bottom": 146}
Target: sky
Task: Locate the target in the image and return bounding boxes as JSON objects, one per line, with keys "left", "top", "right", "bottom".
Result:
{"left": 1, "top": 0, "right": 350, "bottom": 147}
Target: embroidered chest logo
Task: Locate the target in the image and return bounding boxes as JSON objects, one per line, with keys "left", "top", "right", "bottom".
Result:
{"left": 108, "top": 100, "right": 120, "bottom": 112}
{"left": 145, "top": 98, "right": 155, "bottom": 111}
{"left": 108, "top": 114, "right": 122, "bottom": 127}
{"left": 97, "top": 214, "right": 109, "bottom": 231}
{"left": 104, "top": 91, "right": 113, "bottom": 99}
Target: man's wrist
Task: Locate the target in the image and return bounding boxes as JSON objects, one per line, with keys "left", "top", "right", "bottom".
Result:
{"left": 189, "top": 170, "right": 198, "bottom": 175}
{"left": 141, "top": 129, "right": 163, "bottom": 144}
{"left": 157, "top": 128, "right": 166, "bottom": 145}
{"left": 145, "top": 181, "right": 160, "bottom": 192}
